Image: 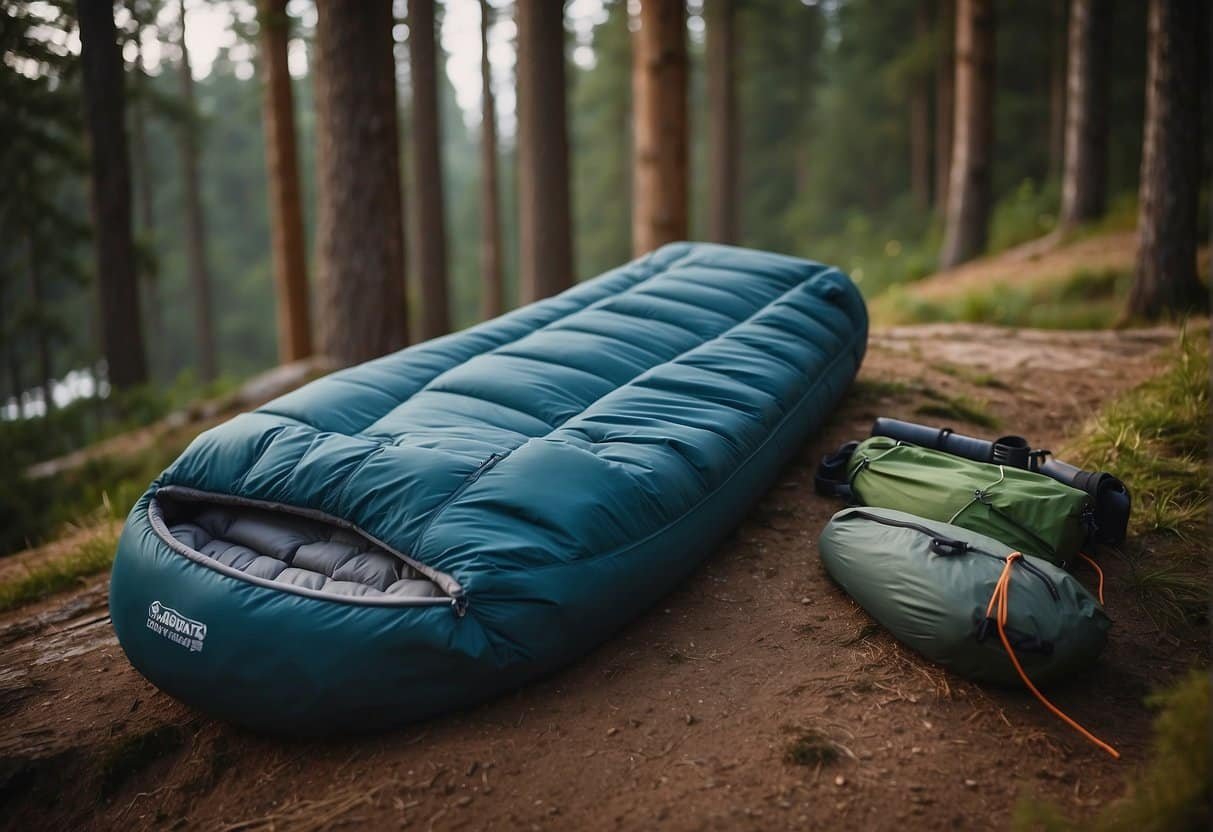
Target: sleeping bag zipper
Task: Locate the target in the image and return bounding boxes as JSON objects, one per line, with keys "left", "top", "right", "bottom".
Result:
{"left": 846, "top": 510, "right": 1059, "bottom": 600}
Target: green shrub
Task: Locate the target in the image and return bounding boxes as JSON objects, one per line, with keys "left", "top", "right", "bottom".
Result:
{"left": 1013, "top": 670, "right": 1210, "bottom": 832}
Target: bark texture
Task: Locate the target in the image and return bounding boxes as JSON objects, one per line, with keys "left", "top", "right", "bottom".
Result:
{"left": 479, "top": 0, "right": 504, "bottom": 319}
{"left": 409, "top": 0, "right": 451, "bottom": 339}
{"left": 1128, "top": 0, "right": 1208, "bottom": 318}
{"left": 131, "top": 35, "right": 162, "bottom": 354}
{"left": 707, "top": 0, "right": 738, "bottom": 243}
{"left": 632, "top": 0, "right": 688, "bottom": 256}
{"left": 934, "top": 0, "right": 955, "bottom": 215}
{"left": 1047, "top": 0, "right": 1067, "bottom": 180}
{"left": 1059, "top": 0, "right": 1109, "bottom": 225}
{"left": 77, "top": 0, "right": 148, "bottom": 389}
{"left": 258, "top": 0, "right": 313, "bottom": 363}
{"left": 516, "top": 0, "right": 574, "bottom": 302}
{"left": 939, "top": 0, "right": 995, "bottom": 269}
{"left": 909, "top": 0, "right": 932, "bottom": 209}
{"left": 313, "top": 0, "right": 409, "bottom": 364}
{"left": 178, "top": 0, "right": 218, "bottom": 382}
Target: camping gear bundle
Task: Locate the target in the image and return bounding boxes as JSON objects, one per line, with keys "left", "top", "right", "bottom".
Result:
{"left": 816, "top": 417, "right": 1130, "bottom": 758}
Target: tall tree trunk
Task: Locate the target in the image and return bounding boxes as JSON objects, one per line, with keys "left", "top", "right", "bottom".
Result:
{"left": 910, "top": 0, "right": 932, "bottom": 209}
{"left": 479, "top": 0, "right": 504, "bottom": 319}
{"left": 516, "top": 0, "right": 574, "bottom": 302}
{"left": 130, "top": 34, "right": 163, "bottom": 356}
{"left": 706, "top": 0, "right": 738, "bottom": 244}
{"left": 77, "top": 0, "right": 148, "bottom": 389}
{"left": 632, "top": 0, "right": 688, "bottom": 256}
{"left": 934, "top": 0, "right": 955, "bottom": 215}
{"left": 26, "top": 235, "right": 53, "bottom": 414}
{"left": 1059, "top": 0, "right": 1109, "bottom": 226}
{"left": 1127, "top": 0, "right": 1207, "bottom": 318}
{"left": 258, "top": 0, "right": 313, "bottom": 363}
{"left": 178, "top": 0, "right": 217, "bottom": 381}
{"left": 939, "top": 0, "right": 995, "bottom": 269}
{"left": 409, "top": 0, "right": 451, "bottom": 339}
{"left": 313, "top": 0, "right": 409, "bottom": 364}
{"left": 1047, "top": 0, "right": 1067, "bottom": 181}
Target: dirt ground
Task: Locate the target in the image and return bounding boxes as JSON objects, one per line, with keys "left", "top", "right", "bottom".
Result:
{"left": 0, "top": 324, "right": 1205, "bottom": 832}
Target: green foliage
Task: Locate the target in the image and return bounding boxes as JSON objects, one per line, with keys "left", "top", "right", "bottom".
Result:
{"left": 0, "top": 406, "right": 197, "bottom": 554}
{"left": 1013, "top": 670, "right": 1210, "bottom": 832}
{"left": 0, "top": 528, "right": 119, "bottom": 613}
{"left": 875, "top": 267, "right": 1134, "bottom": 330}
{"left": 988, "top": 180, "right": 1060, "bottom": 253}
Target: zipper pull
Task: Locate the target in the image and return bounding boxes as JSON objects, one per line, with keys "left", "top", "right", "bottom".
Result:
{"left": 930, "top": 538, "right": 969, "bottom": 556}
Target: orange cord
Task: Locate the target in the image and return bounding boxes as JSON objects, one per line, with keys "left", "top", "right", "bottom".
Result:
{"left": 1077, "top": 551, "right": 1105, "bottom": 606}
{"left": 985, "top": 553, "right": 1120, "bottom": 759}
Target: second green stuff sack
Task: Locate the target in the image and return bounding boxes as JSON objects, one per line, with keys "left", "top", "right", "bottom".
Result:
{"left": 846, "top": 436, "right": 1094, "bottom": 567}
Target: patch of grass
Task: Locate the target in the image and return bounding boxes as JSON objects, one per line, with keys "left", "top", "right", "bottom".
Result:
{"left": 932, "top": 362, "right": 1011, "bottom": 390}
{"left": 1063, "top": 326, "right": 1209, "bottom": 539}
{"left": 850, "top": 378, "right": 916, "bottom": 403}
{"left": 988, "top": 179, "right": 1060, "bottom": 253}
{"left": 96, "top": 724, "right": 188, "bottom": 798}
{"left": 1013, "top": 669, "right": 1210, "bottom": 832}
{"left": 0, "top": 529, "right": 119, "bottom": 613}
{"left": 915, "top": 390, "right": 999, "bottom": 429}
{"left": 783, "top": 728, "right": 840, "bottom": 767}
{"left": 1060, "top": 326, "right": 1209, "bottom": 629}
{"left": 0, "top": 432, "right": 188, "bottom": 556}
{"left": 875, "top": 267, "right": 1134, "bottom": 330}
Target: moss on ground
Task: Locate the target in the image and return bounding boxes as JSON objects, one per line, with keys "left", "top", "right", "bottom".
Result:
{"left": 874, "top": 267, "right": 1135, "bottom": 330}
{"left": 0, "top": 528, "right": 120, "bottom": 613}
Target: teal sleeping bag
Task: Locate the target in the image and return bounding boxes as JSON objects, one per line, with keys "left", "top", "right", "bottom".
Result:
{"left": 109, "top": 243, "right": 868, "bottom": 734}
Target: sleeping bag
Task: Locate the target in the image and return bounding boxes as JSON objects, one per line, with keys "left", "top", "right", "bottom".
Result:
{"left": 109, "top": 242, "right": 868, "bottom": 734}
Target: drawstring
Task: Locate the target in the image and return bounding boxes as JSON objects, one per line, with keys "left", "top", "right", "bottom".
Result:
{"left": 985, "top": 553, "right": 1120, "bottom": 760}
{"left": 1077, "top": 551, "right": 1105, "bottom": 605}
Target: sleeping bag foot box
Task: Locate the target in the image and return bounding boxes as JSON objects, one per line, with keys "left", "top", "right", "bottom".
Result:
{"left": 110, "top": 243, "right": 867, "bottom": 735}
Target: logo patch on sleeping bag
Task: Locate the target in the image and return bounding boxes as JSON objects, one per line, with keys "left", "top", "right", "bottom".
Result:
{"left": 146, "top": 601, "right": 207, "bottom": 652}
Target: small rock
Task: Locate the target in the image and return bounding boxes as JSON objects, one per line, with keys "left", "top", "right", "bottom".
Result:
{"left": 607, "top": 727, "right": 619, "bottom": 736}
{"left": 801, "top": 597, "right": 811, "bottom": 605}
{"left": 834, "top": 775, "right": 846, "bottom": 787}
{"left": 685, "top": 713, "right": 697, "bottom": 725}
{"left": 964, "top": 779, "right": 977, "bottom": 789}
{"left": 455, "top": 796, "right": 473, "bottom": 808}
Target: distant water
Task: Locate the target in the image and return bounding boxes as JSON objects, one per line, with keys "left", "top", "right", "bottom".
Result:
{"left": 1, "top": 365, "right": 111, "bottom": 421}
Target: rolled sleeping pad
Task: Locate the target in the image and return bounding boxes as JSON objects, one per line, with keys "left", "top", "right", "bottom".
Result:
{"left": 1038, "top": 459, "right": 1131, "bottom": 546}
{"left": 870, "top": 417, "right": 1130, "bottom": 544}
{"left": 870, "top": 417, "right": 1034, "bottom": 469}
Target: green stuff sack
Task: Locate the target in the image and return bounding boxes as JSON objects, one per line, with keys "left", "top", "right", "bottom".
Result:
{"left": 846, "top": 436, "right": 1094, "bottom": 567}
{"left": 818, "top": 507, "right": 1109, "bottom": 686}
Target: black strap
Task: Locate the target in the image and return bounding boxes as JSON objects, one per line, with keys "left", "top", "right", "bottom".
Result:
{"left": 815, "top": 440, "right": 859, "bottom": 500}
{"left": 975, "top": 618, "right": 1055, "bottom": 656}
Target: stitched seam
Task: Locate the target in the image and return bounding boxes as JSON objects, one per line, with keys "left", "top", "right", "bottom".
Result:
{"left": 517, "top": 326, "right": 865, "bottom": 574}
{"left": 350, "top": 247, "right": 700, "bottom": 438}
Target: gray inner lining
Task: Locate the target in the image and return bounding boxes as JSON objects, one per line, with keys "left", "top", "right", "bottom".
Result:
{"left": 160, "top": 498, "right": 446, "bottom": 600}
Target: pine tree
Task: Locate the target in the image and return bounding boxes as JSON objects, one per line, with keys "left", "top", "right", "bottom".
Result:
{"left": 516, "top": 0, "right": 574, "bottom": 301}
{"left": 313, "top": 0, "right": 409, "bottom": 363}
{"left": 258, "top": 0, "right": 313, "bottom": 363}
{"left": 939, "top": 0, "right": 995, "bottom": 269}
{"left": 77, "top": 0, "right": 148, "bottom": 388}
{"left": 478, "top": 0, "right": 504, "bottom": 319}
{"left": 632, "top": 0, "right": 688, "bottom": 256}
{"left": 409, "top": 0, "right": 451, "bottom": 339}
{"left": 1059, "top": 0, "right": 1109, "bottom": 226}
{"left": 707, "top": 0, "right": 738, "bottom": 244}
{"left": 1127, "top": 0, "right": 1208, "bottom": 318}
{"left": 177, "top": 0, "right": 218, "bottom": 381}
